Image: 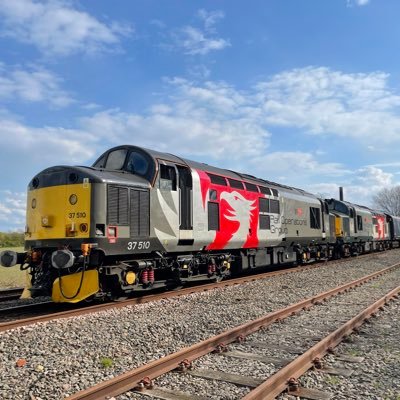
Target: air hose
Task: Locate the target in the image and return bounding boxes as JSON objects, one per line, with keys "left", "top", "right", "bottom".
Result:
{"left": 57, "top": 258, "right": 87, "bottom": 300}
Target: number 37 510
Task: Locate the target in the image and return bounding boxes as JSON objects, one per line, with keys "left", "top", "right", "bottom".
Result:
{"left": 127, "top": 241, "right": 150, "bottom": 250}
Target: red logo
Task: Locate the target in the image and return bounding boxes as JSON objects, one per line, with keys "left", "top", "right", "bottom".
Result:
{"left": 296, "top": 208, "right": 303, "bottom": 216}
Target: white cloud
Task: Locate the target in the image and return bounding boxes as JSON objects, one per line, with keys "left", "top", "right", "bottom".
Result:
{"left": 197, "top": 9, "right": 225, "bottom": 33}
{"left": 355, "top": 166, "right": 393, "bottom": 187}
{"left": 0, "top": 0, "right": 133, "bottom": 56}
{"left": 172, "top": 9, "right": 230, "bottom": 55}
{"left": 0, "top": 63, "right": 74, "bottom": 107}
{"left": 82, "top": 102, "right": 101, "bottom": 111}
{"left": 188, "top": 64, "right": 211, "bottom": 79}
{"left": 250, "top": 152, "right": 351, "bottom": 180}
{"left": 0, "top": 117, "right": 96, "bottom": 164}
{"left": 306, "top": 166, "right": 397, "bottom": 207}
{"left": 177, "top": 26, "right": 229, "bottom": 56}
{"left": 347, "top": 0, "right": 370, "bottom": 6}
{"left": 0, "top": 191, "right": 26, "bottom": 229}
{"left": 3, "top": 66, "right": 400, "bottom": 229}
{"left": 79, "top": 77, "right": 270, "bottom": 161}
{"left": 256, "top": 66, "right": 400, "bottom": 145}
{"left": 0, "top": 77, "right": 269, "bottom": 170}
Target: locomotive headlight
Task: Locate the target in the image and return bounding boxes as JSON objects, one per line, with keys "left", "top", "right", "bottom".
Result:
{"left": 31, "top": 198, "right": 37, "bottom": 209}
{"left": 79, "top": 223, "right": 88, "bottom": 233}
{"left": 51, "top": 249, "right": 75, "bottom": 269}
{"left": 69, "top": 194, "right": 78, "bottom": 205}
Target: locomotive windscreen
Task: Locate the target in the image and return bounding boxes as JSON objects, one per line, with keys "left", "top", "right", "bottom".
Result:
{"left": 92, "top": 146, "right": 156, "bottom": 182}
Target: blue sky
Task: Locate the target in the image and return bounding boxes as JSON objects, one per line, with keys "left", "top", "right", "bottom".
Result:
{"left": 1, "top": 0, "right": 400, "bottom": 231}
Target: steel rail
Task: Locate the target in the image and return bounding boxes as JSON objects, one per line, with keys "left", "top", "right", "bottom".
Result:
{"left": 0, "top": 261, "right": 326, "bottom": 332}
{"left": 65, "top": 262, "right": 400, "bottom": 400}
{"left": 243, "top": 285, "right": 400, "bottom": 400}
{"left": 0, "top": 300, "right": 54, "bottom": 316}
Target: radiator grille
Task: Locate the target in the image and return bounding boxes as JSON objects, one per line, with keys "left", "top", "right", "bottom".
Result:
{"left": 108, "top": 185, "right": 144, "bottom": 230}
{"left": 130, "top": 189, "right": 150, "bottom": 237}
{"left": 107, "top": 186, "right": 129, "bottom": 225}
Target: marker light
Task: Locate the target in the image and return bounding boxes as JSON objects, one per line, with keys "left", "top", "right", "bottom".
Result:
{"left": 69, "top": 194, "right": 78, "bottom": 205}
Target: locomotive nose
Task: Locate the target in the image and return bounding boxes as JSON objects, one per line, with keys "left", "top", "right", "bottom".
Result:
{"left": 26, "top": 166, "right": 92, "bottom": 241}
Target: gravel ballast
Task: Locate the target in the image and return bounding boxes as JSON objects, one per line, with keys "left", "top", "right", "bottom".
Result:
{"left": 0, "top": 250, "right": 400, "bottom": 399}
{"left": 280, "top": 299, "right": 400, "bottom": 400}
{"left": 121, "top": 263, "right": 400, "bottom": 400}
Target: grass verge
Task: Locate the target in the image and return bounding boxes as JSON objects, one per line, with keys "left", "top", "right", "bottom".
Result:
{"left": 0, "top": 247, "right": 26, "bottom": 288}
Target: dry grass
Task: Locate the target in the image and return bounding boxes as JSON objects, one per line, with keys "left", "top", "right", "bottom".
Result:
{"left": 0, "top": 247, "right": 27, "bottom": 289}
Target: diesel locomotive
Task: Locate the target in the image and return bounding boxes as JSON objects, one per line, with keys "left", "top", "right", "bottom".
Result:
{"left": 1, "top": 145, "right": 400, "bottom": 303}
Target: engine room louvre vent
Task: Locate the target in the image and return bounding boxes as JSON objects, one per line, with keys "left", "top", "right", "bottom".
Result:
{"left": 130, "top": 189, "right": 150, "bottom": 237}
{"left": 107, "top": 186, "right": 129, "bottom": 225}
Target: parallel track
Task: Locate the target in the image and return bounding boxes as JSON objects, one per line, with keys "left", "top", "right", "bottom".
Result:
{"left": 64, "top": 262, "right": 400, "bottom": 400}
{"left": 0, "top": 287, "right": 24, "bottom": 302}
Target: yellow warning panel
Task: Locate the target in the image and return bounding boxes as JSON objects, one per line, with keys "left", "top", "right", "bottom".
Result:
{"left": 335, "top": 216, "right": 343, "bottom": 237}
{"left": 52, "top": 269, "right": 99, "bottom": 303}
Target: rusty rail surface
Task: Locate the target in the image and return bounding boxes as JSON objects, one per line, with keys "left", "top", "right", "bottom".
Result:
{"left": 243, "top": 285, "right": 400, "bottom": 400}
{"left": 0, "top": 261, "right": 328, "bottom": 332}
{"left": 65, "top": 262, "right": 400, "bottom": 400}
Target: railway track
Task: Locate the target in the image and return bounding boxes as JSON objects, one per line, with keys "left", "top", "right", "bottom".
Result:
{"left": 0, "top": 287, "right": 23, "bottom": 302}
{"left": 0, "top": 262, "right": 322, "bottom": 332}
{"left": 0, "top": 300, "right": 74, "bottom": 323}
{"left": 0, "top": 251, "right": 387, "bottom": 332}
{"left": 65, "top": 262, "right": 400, "bottom": 400}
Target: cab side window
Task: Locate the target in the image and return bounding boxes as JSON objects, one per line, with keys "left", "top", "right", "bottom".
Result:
{"left": 159, "top": 164, "right": 177, "bottom": 191}
{"left": 357, "top": 215, "right": 363, "bottom": 230}
{"left": 93, "top": 155, "right": 106, "bottom": 168}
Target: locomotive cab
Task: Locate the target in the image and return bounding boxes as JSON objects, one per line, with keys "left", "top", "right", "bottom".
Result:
{"left": 0, "top": 146, "right": 160, "bottom": 302}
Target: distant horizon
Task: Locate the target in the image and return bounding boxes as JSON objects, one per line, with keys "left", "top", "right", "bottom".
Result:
{"left": 1, "top": 0, "right": 400, "bottom": 230}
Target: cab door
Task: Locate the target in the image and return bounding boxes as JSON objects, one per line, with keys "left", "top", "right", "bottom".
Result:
{"left": 177, "top": 166, "right": 193, "bottom": 244}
